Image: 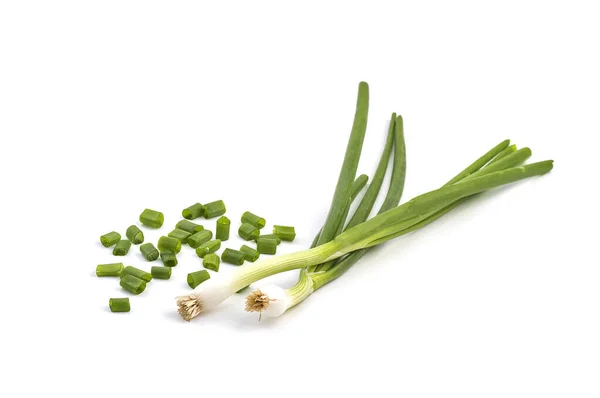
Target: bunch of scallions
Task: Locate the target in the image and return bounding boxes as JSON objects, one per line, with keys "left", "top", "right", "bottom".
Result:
{"left": 177, "top": 82, "right": 553, "bottom": 321}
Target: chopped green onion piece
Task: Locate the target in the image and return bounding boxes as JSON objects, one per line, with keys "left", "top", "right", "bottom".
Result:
{"left": 125, "top": 225, "right": 144, "bottom": 244}
{"left": 113, "top": 240, "right": 131, "bottom": 256}
{"left": 273, "top": 225, "right": 296, "bottom": 242}
{"left": 256, "top": 237, "right": 278, "bottom": 254}
{"left": 241, "top": 211, "right": 266, "bottom": 229}
{"left": 160, "top": 250, "right": 178, "bottom": 267}
{"left": 216, "top": 216, "right": 230, "bottom": 241}
{"left": 254, "top": 234, "right": 281, "bottom": 245}
{"left": 109, "top": 298, "right": 130, "bottom": 312}
{"left": 96, "top": 262, "right": 124, "bottom": 277}
{"left": 139, "top": 243, "right": 159, "bottom": 261}
{"left": 121, "top": 266, "right": 152, "bottom": 282}
{"left": 239, "top": 245, "right": 260, "bottom": 262}
{"left": 139, "top": 209, "right": 164, "bottom": 228}
{"left": 195, "top": 239, "right": 221, "bottom": 258}
{"left": 188, "top": 230, "right": 213, "bottom": 248}
{"left": 168, "top": 229, "right": 192, "bottom": 244}
{"left": 187, "top": 270, "right": 211, "bottom": 289}
{"left": 120, "top": 274, "right": 146, "bottom": 294}
{"left": 203, "top": 253, "right": 220, "bottom": 272}
{"left": 238, "top": 223, "right": 259, "bottom": 241}
{"left": 176, "top": 220, "right": 204, "bottom": 234}
{"left": 157, "top": 236, "right": 181, "bottom": 253}
{"left": 221, "top": 248, "right": 245, "bottom": 265}
{"left": 151, "top": 266, "right": 172, "bottom": 280}
{"left": 202, "top": 200, "right": 226, "bottom": 219}
{"left": 182, "top": 203, "right": 204, "bottom": 219}
{"left": 100, "top": 231, "right": 121, "bottom": 247}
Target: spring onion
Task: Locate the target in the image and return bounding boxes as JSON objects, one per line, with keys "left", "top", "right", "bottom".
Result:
{"left": 221, "top": 248, "right": 245, "bottom": 266}
{"left": 157, "top": 236, "right": 181, "bottom": 254}
{"left": 126, "top": 225, "right": 144, "bottom": 244}
{"left": 96, "top": 263, "right": 124, "bottom": 277}
{"left": 272, "top": 225, "right": 296, "bottom": 242}
{"left": 139, "top": 209, "right": 164, "bottom": 228}
{"left": 176, "top": 220, "right": 204, "bottom": 234}
{"left": 240, "top": 245, "right": 260, "bottom": 262}
{"left": 100, "top": 231, "right": 121, "bottom": 247}
{"left": 256, "top": 237, "right": 278, "bottom": 255}
{"left": 151, "top": 266, "right": 172, "bottom": 280}
{"left": 113, "top": 240, "right": 131, "bottom": 256}
{"left": 202, "top": 200, "right": 226, "bottom": 219}
{"left": 168, "top": 229, "right": 192, "bottom": 244}
{"left": 203, "top": 254, "right": 220, "bottom": 272}
{"left": 216, "top": 216, "right": 230, "bottom": 241}
{"left": 195, "top": 239, "right": 221, "bottom": 258}
{"left": 121, "top": 266, "right": 152, "bottom": 282}
{"left": 254, "top": 234, "right": 281, "bottom": 245}
{"left": 109, "top": 298, "right": 130, "bottom": 312}
{"left": 161, "top": 250, "right": 178, "bottom": 267}
{"left": 187, "top": 270, "right": 211, "bottom": 289}
{"left": 241, "top": 212, "right": 266, "bottom": 229}
{"left": 120, "top": 274, "right": 146, "bottom": 295}
{"left": 238, "top": 223, "right": 259, "bottom": 241}
{"left": 188, "top": 230, "right": 213, "bottom": 248}
{"left": 140, "top": 243, "right": 159, "bottom": 261}
{"left": 182, "top": 203, "right": 204, "bottom": 219}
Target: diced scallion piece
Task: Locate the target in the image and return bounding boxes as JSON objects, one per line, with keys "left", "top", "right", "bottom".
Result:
{"left": 216, "top": 216, "right": 230, "bottom": 241}
{"left": 100, "top": 231, "right": 121, "bottom": 247}
{"left": 109, "top": 298, "right": 130, "bottom": 313}
{"left": 139, "top": 209, "right": 164, "bottom": 228}
{"left": 161, "top": 250, "right": 178, "bottom": 267}
{"left": 168, "top": 229, "right": 192, "bottom": 244}
{"left": 188, "top": 230, "right": 213, "bottom": 248}
{"left": 239, "top": 245, "right": 260, "bottom": 262}
{"left": 176, "top": 220, "right": 204, "bottom": 234}
{"left": 140, "top": 243, "right": 159, "bottom": 261}
{"left": 157, "top": 236, "right": 181, "bottom": 254}
{"left": 202, "top": 200, "right": 226, "bottom": 219}
{"left": 238, "top": 223, "right": 259, "bottom": 241}
{"left": 121, "top": 266, "right": 152, "bottom": 282}
{"left": 187, "top": 270, "right": 211, "bottom": 289}
{"left": 256, "top": 237, "right": 278, "bottom": 255}
{"left": 96, "top": 263, "right": 124, "bottom": 277}
{"left": 202, "top": 253, "right": 220, "bottom": 272}
{"left": 241, "top": 211, "right": 266, "bottom": 229}
{"left": 182, "top": 203, "right": 204, "bottom": 220}
{"left": 195, "top": 239, "right": 221, "bottom": 258}
{"left": 113, "top": 240, "right": 131, "bottom": 256}
{"left": 273, "top": 225, "right": 296, "bottom": 242}
{"left": 151, "top": 266, "right": 172, "bottom": 280}
{"left": 254, "top": 234, "right": 281, "bottom": 245}
{"left": 120, "top": 274, "right": 146, "bottom": 294}
{"left": 221, "top": 248, "right": 245, "bottom": 265}
{"left": 126, "top": 225, "right": 144, "bottom": 244}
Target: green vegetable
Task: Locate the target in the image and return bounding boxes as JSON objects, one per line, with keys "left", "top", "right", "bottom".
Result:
{"left": 109, "top": 298, "right": 130, "bottom": 312}
{"left": 160, "top": 250, "right": 178, "bottom": 267}
{"left": 96, "top": 263, "right": 124, "bottom": 277}
{"left": 140, "top": 243, "right": 159, "bottom": 261}
{"left": 203, "top": 254, "right": 220, "bottom": 272}
{"left": 202, "top": 200, "right": 226, "bottom": 219}
{"left": 121, "top": 266, "right": 152, "bottom": 282}
{"left": 216, "top": 216, "right": 230, "bottom": 241}
{"left": 195, "top": 239, "right": 221, "bottom": 258}
{"left": 256, "top": 237, "right": 278, "bottom": 254}
{"left": 120, "top": 274, "right": 146, "bottom": 294}
{"left": 182, "top": 203, "right": 204, "bottom": 219}
{"left": 139, "top": 209, "right": 164, "bottom": 228}
{"left": 100, "top": 231, "right": 121, "bottom": 247}
{"left": 238, "top": 223, "right": 259, "bottom": 241}
{"left": 239, "top": 245, "right": 260, "bottom": 262}
{"left": 272, "top": 225, "right": 296, "bottom": 242}
{"left": 188, "top": 230, "right": 213, "bottom": 248}
{"left": 187, "top": 270, "right": 211, "bottom": 289}
{"left": 112, "top": 240, "right": 131, "bottom": 256}
{"left": 221, "top": 248, "right": 245, "bottom": 265}
{"left": 168, "top": 229, "right": 192, "bottom": 244}
{"left": 176, "top": 220, "right": 204, "bottom": 234}
{"left": 241, "top": 212, "right": 266, "bottom": 229}
{"left": 125, "top": 225, "right": 144, "bottom": 244}
{"left": 151, "top": 266, "right": 172, "bottom": 280}
{"left": 157, "top": 236, "right": 181, "bottom": 254}
{"left": 254, "top": 234, "right": 281, "bottom": 245}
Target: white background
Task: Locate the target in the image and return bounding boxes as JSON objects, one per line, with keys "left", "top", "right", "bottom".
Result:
{"left": 1, "top": 1, "right": 598, "bottom": 397}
